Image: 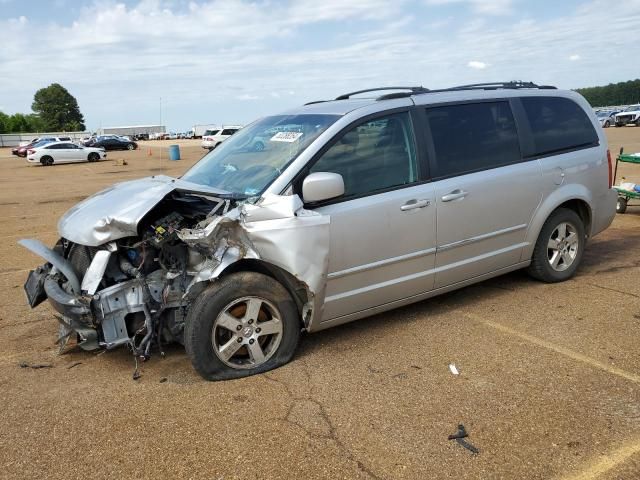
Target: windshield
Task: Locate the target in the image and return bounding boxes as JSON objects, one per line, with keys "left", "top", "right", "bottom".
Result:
{"left": 182, "top": 113, "right": 340, "bottom": 197}
{"left": 596, "top": 111, "right": 609, "bottom": 117}
{"left": 624, "top": 105, "right": 640, "bottom": 111}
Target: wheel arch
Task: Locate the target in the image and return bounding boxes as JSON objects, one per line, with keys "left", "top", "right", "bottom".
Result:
{"left": 522, "top": 185, "right": 593, "bottom": 261}
{"left": 217, "top": 258, "right": 310, "bottom": 325}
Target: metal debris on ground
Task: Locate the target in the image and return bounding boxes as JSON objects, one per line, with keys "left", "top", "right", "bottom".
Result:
{"left": 449, "top": 364, "right": 459, "bottom": 375}
{"left": 66, "top": 362, "right": 82, "bottom": 369}
{"left": 19, "top": 361, "right": 53, "bottom": 369}
{"left": 448, "top": 424, "right": 480, "bottom": 455}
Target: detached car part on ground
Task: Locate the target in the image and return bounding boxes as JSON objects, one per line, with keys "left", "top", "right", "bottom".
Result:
{"left": 20, "top": 82, "right": 617, "bottom": 381}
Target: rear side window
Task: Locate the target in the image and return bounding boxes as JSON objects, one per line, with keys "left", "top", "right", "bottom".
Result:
{"left": 426, "top": 101, "right": 521, "bottom": 178}
{"left": 521, "top": 97, "right": 598, "bottom": 157}
{"left": 221, "top": 129, "right": 237, "bottom": 135}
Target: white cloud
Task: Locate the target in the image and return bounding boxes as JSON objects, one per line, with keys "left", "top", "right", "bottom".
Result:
{"left": 425, "top": 0, "right": 513, "bottom": 15}
{"left": 468, "top": 60, "right": 488, "bottom": 69}
{"left": 569, "top": 54, "right": 581, "bottom": 61}
{"left": 1, "top": 0, "right": 639, "bottom": 128}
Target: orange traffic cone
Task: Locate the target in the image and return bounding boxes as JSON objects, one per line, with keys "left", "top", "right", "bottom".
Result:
{"left": 147, "top": 147, "right": 153, "bottom": 156}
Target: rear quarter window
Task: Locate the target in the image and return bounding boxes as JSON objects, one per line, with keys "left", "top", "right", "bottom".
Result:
{"left": 521, "top": 97, "right": 599, "bottom": 157}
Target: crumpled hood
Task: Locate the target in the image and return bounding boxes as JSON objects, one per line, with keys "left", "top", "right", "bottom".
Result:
{"left": 58, "top": 175, "right": 228, "bottom": 246}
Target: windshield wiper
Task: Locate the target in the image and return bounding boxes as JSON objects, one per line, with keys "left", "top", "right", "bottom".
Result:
{"left": 216, "top": 191, "right": 251, "bottom": 200}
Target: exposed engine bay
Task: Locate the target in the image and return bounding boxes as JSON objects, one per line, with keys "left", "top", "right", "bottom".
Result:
{"left": 20, "top": 175, "right": 330, "bottom": 377}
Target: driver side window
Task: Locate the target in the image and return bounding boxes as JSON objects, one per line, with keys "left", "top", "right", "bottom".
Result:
{"left": 309, "top": 112, "right": 418, "bottom": 199}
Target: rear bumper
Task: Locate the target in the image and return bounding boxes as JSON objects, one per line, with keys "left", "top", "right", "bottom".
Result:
{"left": 591, "top": 188, "right": 618, "bottom": 237}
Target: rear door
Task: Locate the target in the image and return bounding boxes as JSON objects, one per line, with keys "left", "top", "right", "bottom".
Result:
{"left": 422, "top": 100, "right": 542, "bottom": 288}
{"left": 302, "top": 111, "right": 437, "bottom": 321}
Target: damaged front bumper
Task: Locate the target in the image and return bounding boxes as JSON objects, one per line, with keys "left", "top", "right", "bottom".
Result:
{"left": 24, "top": 265, "right": 98, "bottom": 350}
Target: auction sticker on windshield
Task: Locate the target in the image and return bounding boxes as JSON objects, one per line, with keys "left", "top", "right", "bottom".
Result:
{"left": 270, "top": 131, "right": 303, "bottom": 142}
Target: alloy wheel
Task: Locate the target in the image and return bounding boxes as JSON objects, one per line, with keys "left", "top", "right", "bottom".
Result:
{"left": 547, "top": 222, "right": 579, "bottom": 272}
{"left": 211, "top": 296, "right": 283, "bottom": 369}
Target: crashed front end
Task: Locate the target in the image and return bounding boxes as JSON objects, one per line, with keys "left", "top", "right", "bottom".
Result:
{"left": 20, "top": 175, "right": 329, "bottom": 364}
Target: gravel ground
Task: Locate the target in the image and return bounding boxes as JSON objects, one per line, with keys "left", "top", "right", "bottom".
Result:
{"left": 0, "top": 131, "right": 639, "bottom": 480}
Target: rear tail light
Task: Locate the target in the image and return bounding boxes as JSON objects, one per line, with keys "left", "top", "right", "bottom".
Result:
{"left": 607, "top": 149, "right": 613, "bottom": 189}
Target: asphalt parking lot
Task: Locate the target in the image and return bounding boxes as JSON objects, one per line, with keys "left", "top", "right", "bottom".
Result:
{"left": 0, "top": 131, "right": 639, "bottom": 480}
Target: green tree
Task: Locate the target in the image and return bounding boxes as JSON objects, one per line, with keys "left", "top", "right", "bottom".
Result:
{"left": 8, "top": 113, "right": 31, "bottom": 133}
{"left": 31, "top": 83, "right": 86, "bottom": 131}
{"left": 0, "top": 111, "right": 8, "bottom": 134}
{"left": 576, "top": 79, "right": 640, "bottom": 107}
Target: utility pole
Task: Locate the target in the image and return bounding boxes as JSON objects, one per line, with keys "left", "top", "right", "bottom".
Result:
{"left": 159, "top": 96, "right": 163, "bottom": 169}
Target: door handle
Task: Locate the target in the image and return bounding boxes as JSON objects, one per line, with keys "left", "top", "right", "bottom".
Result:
{"left": 441, "top": 189, "right": 468, "bottom": 202}
{"left": 400, "top": 199, "right": 431, "bottom": 211}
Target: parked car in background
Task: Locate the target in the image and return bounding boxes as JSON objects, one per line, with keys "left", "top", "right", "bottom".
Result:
{"left": 20, "top": 82, "right": 616, "bottom": 381}
{"left": 18, "top": 137, "right": 40, "bottom": 147}
{"left": 201, "top": 126, "right": 242, "bottom": 150}
{"left": 12, "top": 136, "right": 72, "bottom": 157}
{"left": 595, "top": 110, "right": 617, "bottom": 128}
{"left": 90, "top": 136, "right": 138, "bottom": 151}
{"left": 26, "top": 141, "right": 106, "bottom": 166}
{"left": 614, "top": 105, "right": 640, "bottom": 127}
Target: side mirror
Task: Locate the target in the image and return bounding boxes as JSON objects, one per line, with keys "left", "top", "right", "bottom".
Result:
{"left": 302, "top": 172, "right": 345, "bottom": 203}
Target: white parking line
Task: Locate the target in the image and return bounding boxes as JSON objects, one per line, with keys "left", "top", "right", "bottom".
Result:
{"left": 559, "top": 440, "right": 640, "bottom": 480}
{"left": 464, "top": 312, "right": 640, "bottom": 384}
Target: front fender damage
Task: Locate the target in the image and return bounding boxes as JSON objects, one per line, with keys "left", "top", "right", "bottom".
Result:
{"left": 20, "top": 193, "right": 330, "bottom": 375}
{"left": 178, "top": 194, "right": 330, "bottom": 329}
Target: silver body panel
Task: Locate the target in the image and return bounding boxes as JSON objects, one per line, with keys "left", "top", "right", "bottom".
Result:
{"left": 43, "top": 87, "right": 616, "bottom": 337}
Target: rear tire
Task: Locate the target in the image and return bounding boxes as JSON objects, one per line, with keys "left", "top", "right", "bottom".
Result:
{"left": 40, "top": 156, "right": 53, "bottom": 166}
{"left": 527, "top": 208, "right": 585, "bottom": 283}
{"left": 617, "top": 197, "right": 628, "bottom": 214}
{"left": 184, "top": 272, "right": 300, "bottom": 381}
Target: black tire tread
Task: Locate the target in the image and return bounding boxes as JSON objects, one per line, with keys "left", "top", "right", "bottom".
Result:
{"left": 184, "top": 272, "right": 300, "bottom": 381}
{"left": 527, "top": 208, "right": 585, "bottom": 283}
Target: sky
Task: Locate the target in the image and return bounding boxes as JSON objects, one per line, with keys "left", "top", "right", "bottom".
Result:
{"left": 1, "top": 0, "right": 639, "bottom": 132}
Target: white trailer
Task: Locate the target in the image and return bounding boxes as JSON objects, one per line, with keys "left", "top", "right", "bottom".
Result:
{"left": 98, "top": 125, "right": 166, "bottom": 137}
{"left": 191, "top": 124, "right": 219, "bottom": 139}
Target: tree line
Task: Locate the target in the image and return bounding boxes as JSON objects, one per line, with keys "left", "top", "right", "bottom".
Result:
{"left": 575, "top": 79, "right": 640, "bottom": 108}
{"left": 0, "top": 83, "right": 85, "bottom": 134}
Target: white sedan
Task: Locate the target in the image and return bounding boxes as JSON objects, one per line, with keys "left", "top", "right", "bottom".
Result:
{"left": 26, "top": 142, "right": 107, "bottom": 166}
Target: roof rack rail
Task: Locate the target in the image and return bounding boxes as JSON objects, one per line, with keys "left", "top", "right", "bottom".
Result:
{"left": 336, "top": 86, "right": 429, "bottom": 100}
{"left": 440, "top": 81, "right": 557, "bottom": 92}
{"left": 304, "top": 100, "right": 328, "bottom": 106}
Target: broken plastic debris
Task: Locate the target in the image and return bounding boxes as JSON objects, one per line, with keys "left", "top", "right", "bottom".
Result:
{"left": 448, "top": 424, "right": 480, "bottom": 455}
{"left": 449, "top": 364, "right": 459, "bottom": 375}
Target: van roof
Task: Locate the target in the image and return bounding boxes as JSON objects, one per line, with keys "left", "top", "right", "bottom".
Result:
{"left": 283, "top": 81, "right": 573, "bottom": 117}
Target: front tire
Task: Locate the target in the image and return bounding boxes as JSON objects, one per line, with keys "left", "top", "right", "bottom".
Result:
{"left": 184, "top": 272, "right": 300, "bottom": 381}
{"left": 604, "top": 120, "right": 610, "bottom": 128}
{"left": 88, "top": 152, "right": 99, "bottom": 162}
{"left": 127, "top": 143, "right": 135, "bottom": 150}
{"left": 527, "top": 208, "right": 585, "bottom": 283}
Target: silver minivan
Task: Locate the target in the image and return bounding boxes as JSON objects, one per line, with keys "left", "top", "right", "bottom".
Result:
{"left": 21, "top": 82, "right": 617, "bottom": 380}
